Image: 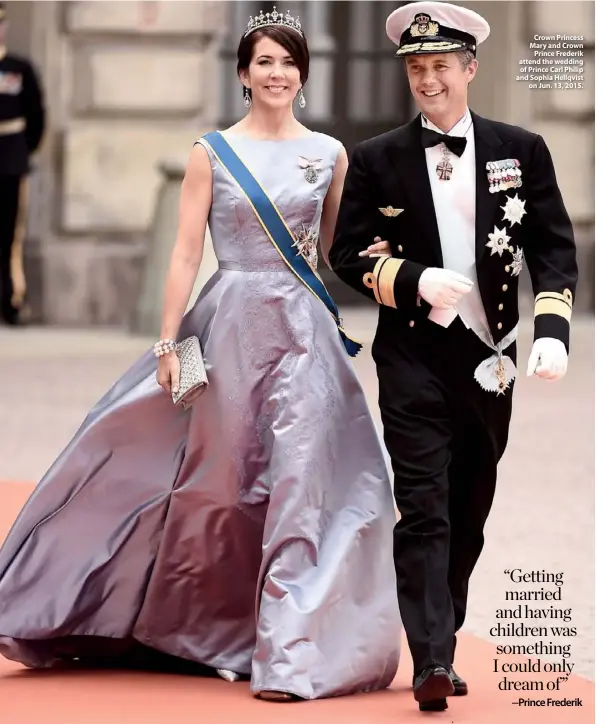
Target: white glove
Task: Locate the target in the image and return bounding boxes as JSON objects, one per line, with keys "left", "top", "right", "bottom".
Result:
{"left": 526, "top": 337, "right": 568, "bottom": 381}
{"left": 418, "top": 268, "right": 474, "bottom": 310}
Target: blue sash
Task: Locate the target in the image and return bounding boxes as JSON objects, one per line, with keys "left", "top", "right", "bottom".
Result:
{"left": 201, "top": 131, "right": 362, "bottom": 358}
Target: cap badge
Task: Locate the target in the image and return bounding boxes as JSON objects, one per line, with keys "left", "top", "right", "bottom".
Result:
{"left": 410, "top": 13, "right": 439, "bottom": 37}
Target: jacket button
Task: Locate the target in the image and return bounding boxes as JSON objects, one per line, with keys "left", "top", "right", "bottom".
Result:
{"left": 497, "top": 322, "right": 503, "bottom": 330}
{"left": 398, "top": 245, "right": 403, "bottom": 253}
{"left": 498, "top": 303, "right": 504, "bottom": 311}
{"left": 502, "top": 284, "right": 508, "bottom": 291}
{"left": 505, "top": 265, "right": 510, "bottom": 273}
{"left": 409, "top": 320, "right": 415, "bottom": 327}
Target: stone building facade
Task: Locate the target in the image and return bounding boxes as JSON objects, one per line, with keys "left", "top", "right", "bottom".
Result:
{"left": 4, "top": 0, "right": 594, "bottom": 327}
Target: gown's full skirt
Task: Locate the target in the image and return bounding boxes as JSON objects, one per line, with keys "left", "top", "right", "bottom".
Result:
{"left": 0, "top": 267, "right": 401, "bottom": 699}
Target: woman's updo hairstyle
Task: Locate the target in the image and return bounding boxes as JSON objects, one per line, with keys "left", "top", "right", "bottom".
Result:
{"left": 237, "top": 25, "right": 310, "bottom": 101}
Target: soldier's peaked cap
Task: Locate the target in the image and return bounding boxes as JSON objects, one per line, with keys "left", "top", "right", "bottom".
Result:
{"left": 386, "top": 2, "right": 490, "bottom": 57}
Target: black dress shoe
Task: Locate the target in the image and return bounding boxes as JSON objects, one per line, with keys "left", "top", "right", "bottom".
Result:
{"left": 413, "top": 665, "right": 455, "bottom": 711}
{"left": 449, "top": 666, "right": 468, "bottom": 696}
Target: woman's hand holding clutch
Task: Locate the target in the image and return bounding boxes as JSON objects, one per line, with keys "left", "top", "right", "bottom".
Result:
{"left": 156, "top": 344, "right": 181, "bottom": 396}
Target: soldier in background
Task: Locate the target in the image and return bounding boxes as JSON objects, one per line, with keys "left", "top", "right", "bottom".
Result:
{"left": 0, "top": 2, "right": 45, "bottom": 325}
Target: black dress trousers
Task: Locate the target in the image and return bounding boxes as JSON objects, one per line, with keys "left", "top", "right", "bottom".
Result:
{"left": 372, "top": 315, "right": 514, "bottom": 675}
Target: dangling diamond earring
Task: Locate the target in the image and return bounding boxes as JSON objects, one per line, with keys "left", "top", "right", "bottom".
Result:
{"left": 298, "top": 88, "right": 306, "bottom": 108}
{"left": 244, "top": 88, "right": 252, "bottom": 108}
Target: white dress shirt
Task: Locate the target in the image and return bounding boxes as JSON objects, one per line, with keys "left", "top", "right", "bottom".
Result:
{"left": 421, "top": 109, "right": 490, "bottom": 340}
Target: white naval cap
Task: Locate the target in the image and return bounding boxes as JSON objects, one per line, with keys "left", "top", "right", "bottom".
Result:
{"left": 386, "top": 2, "right": 490, "bottom": 57}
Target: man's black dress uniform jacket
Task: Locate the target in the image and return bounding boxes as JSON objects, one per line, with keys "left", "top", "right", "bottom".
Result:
{"left": 329, "top": 112, "right": 578, "bottom": 353}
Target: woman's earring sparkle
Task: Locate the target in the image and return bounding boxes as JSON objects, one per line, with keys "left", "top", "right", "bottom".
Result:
{"left": 298, "top": 89, "right": 306, "bottom": 109}
{"left": 244, "top": 88, "right": 252, "bottom": 108}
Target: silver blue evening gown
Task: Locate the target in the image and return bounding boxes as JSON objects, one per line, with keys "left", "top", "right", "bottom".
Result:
{"left": 0, "top": 131, "right": 401, "bottom": 699}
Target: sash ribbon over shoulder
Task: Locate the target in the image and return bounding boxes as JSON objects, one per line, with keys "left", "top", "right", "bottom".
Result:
{"left": 201, "top": 131, "right": 362, "bottom": 357}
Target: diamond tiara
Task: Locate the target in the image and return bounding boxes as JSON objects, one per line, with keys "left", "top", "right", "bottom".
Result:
{"left": 244, "top": 6, "right": 303, "bottom": 38}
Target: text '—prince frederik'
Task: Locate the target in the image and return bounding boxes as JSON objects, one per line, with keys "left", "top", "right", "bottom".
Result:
{"left": 515, "top": 698, "right": 583, "bottom": 707}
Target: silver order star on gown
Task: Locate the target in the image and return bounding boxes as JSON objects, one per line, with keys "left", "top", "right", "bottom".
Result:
{"left": 293, "top": 224, "right": 319, "bottom": 271}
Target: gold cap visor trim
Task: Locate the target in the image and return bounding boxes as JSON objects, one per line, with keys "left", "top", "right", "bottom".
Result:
{"left": 396, "top": 41, "right": 464, "bottom": 56}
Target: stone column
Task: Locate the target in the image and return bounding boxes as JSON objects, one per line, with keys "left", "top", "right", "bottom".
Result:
{"left": 131, "top": 159, "right": 219, "bottom": 336}
{"left": 23, "top": 0, "right": 228, "bottom": 325}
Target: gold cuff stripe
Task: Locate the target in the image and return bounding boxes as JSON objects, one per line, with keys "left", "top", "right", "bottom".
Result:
{"left": 534, "top": 297, "right": 572, "bottom": 322}
{"left": 535, "top": 290, "right": 573, "bottom": 308}
{"left": 0, "top": 117, "right": 26, "bottom": 136}
{"left": 378, "top": 258, "right": 404, "bottom": 309}
{"left": 363, "top": 257, "right": 404, "bottom": 308}
{"left": 363, "top": 257, "right": 387, "bottom": 305}
{"left": 375, "top": 257, "right": 392, "bottom": 306}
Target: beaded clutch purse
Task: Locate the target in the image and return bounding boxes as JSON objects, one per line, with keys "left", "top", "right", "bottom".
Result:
{"left": 171, "top": 336, "right": 208, "bottom": 410}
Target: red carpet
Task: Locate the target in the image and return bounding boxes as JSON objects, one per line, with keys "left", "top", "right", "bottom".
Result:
{"left": 0, "top": 481, "right": 592, "bottom": 723}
